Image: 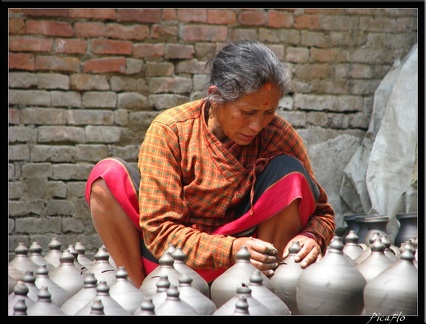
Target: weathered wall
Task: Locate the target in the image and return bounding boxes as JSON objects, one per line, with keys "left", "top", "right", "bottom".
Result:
{"left": 8, "top": 8, "right": 418, "bottom": 257}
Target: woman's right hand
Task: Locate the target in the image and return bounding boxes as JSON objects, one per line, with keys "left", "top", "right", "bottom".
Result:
{"left": 232, "top": 237, "right": 279, "bottom": 277}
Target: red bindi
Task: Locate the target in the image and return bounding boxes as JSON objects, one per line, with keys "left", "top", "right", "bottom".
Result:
{"left": 265, "top": 101, "right": 269, "bottom": 106}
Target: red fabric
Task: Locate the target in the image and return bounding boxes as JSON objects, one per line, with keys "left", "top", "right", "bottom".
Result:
{"left": 212, "top": 172, "right": 314, "bottom": 236}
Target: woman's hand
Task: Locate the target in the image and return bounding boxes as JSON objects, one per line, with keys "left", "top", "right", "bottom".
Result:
{"left": 282, "top": 234, "right": 323, "bottom": 268}
{"left": 232, "top": 237, "right": 279, "bottom": 277}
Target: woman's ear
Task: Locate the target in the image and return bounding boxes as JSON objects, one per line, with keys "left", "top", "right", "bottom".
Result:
{"left": 208, "top": 85, "right": 219, "bottom": 95}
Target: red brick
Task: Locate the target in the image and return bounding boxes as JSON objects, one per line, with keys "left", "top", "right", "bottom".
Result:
{"left": 182, "top": 26, "right": 227, "bottom": 42}
{"left": 177, "top": 9, "right": 207, "bottom": 23}
{"left": 162, "top": 9, "right": 176, "bottom": 21}
{"left": 91, "top": 39, "right": 132, "bottom": 55}
{"left": 311, "top": 48, "right": 338, "bottom": 62}
{"left": 55, "top": 39, "right": 87, "bottom": 54}
{"left": 151, "top": 25, "right": 178, "bottom": 41}
{"left": 26, "top": 20, "right": 73, "bottom": 37}
{"left": 69, "top": 9, "right": 116, "bottom": 20}
{"left": 83, "top": 57, "right": 126, "bottom": 73}
{"left": 294, "top": 15, "right": 320, "bottom": 30}
{"left": 9, "top": 108, "right": 20, "bottom": 124}
{"left": 106, "top": 24, "right": 149, "bottom": 41}
{"left": 268, "top": 10, "right": 293, "bottom": 28}
{"left": 23, "top": 9, "right": 69, "bottom": 17}
{"left": 207, "top": 10, "right": 237, "bottom": 25}
{"left": 35, "top": 56, "right": 80, "bottom": 72}
{"left": 9, "top": 37, "right": 53, "bottom": 52}
{"left": 117, "top": 9, "right": 161, "bottom": 23}
{"left": 74, "top": 22, "right": 106, "bottom": 38}
{"left": 9, "top": 19, "right": 26, "bottom": 35}
{"left": 133, "top": 44, "right": 164, "bottom": 59}
{"left": 164, "top": 44, "right": 194, "bottom": 59}
{"left": 238, "top": 10, "right": 266, "bottom": 26}
{"left": 9, "top": 53, "right": 35, "bottom": 71}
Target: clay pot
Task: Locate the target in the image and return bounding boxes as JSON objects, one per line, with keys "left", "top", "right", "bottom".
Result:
{"left": 139, "top": 252, "right": 182, "bottom": 296}
{"left": 343, "top": 230, "right": 364, "bottom": 260}
{"left": 363, "top": 249, "right": 418, "bottom": 315}
{"left": 11, "top": 298, "right": 28, "bottom": 316}
{"left": 26, "top": 286, "right": 66, "bottom": 316}
{"left": 343, "top": 214, "right": 360, "bottom": 235}
{"left": 171, "top": 246, "right": 210, "bottom": 298}
{"left": 21, "top": 270, "right": 40, "bottom": 302}
{"left": 28, "top": 241, "right": 55, "bottom": 272}
{"left": 75, "top": 241, "right": 95, "bottom": 268}
{"left": 363, "top": 215, "right": 389, "bottom": 246}
{"left": 9, "top": 265, "right": 24, "bottom": 281}
{"left": 355, "top": 231, "right": 382, "bottom": 264}
{"left": 44, "top": 237, "right": 63, "bottom": 267}
{"left": 89, "top": 298, "right": 105, "bottom": 316}
{"left": 154, "top": 285, "right": 197, "bottom": 316}
{"left": 75, "top": 281, "right": 130, "bottom": 315}
{"left": 49, "top": 249, "right": 85, "bottom": 297}
{"left": 87, "top": 246, "right": 117, "bottom": 287}
{"left": 248, "top": 269, "right": 291, "bottom": 315}
{"left": 355, "top": 237, "right": 394, "bottom": 282}
{"left": 133, "top": 296, "right": 156, "bottom": 316}
{"left": 140, "top": 274, "right": 170, "bottom": 312}
{"left": 269, "top": 240, "right": 304, "bottom": 314}
{"left": 8, "top": 281, "right": 35, "bottom": 315}
{"left": 394, "top": 212, "right": 418, "bottom": 247}
{"left": 400, "top": 240, "right": 417, "bottom": 269}
{"left": 381, "top": 235, "right": 399, "bottom": 262}
{"left": 60, "top": 272, "right": 98, "bottom": 315}
{"left": 9, "top": 274, "right": 19, "bottom": 295}
{"left": 213, "top": 284, "right": 274, "bottom": 315}
{"left": 177, "top": 273, "right": 217, "bottom": 315}
{"left": 9, "top": 242, "right": 39, "bottom": 274}
{"left": 34, "top": 264, "right": 70, "bottom": 307}
{"left": 210, "top": 245, "right": 273, "bottom": 309}
{"left": 231, "top": 296, "right": 251, "bottom": 315}
{"left": 66, "top": 244, "right": 86, "bottom": 274}
{"left": 296, "top": 236, "right": 366, "bottom": 315}
{"left": 109, "top": 266, "right": 146, "bottom": 314}
{"left": 354, "top": 214, "right": 369, "bottom": 244}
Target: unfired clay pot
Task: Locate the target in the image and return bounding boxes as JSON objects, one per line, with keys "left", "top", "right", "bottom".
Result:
{"left": 210, "top": 245, "right": 273, "bottom": 308}
{"left": 296, "top": 236, "right": 366, "bottom": 315}
{"left": 363, "top": 248, "right": 418, "bottom": 315}
{"left": 269, "top": 240, "right": 304, "bottom": 315}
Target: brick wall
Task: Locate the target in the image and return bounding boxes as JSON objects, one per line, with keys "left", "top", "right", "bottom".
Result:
{"left": 8, "top": 8, "right": 418, "bottom": 258}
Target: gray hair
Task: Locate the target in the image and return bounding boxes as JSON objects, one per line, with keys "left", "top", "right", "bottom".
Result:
{"left": 206, "top": 40, "right": 291, "bottom": 104}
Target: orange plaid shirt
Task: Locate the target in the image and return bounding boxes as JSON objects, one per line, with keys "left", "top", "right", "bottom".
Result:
{"left": 138, "top": 98, "right": 335, "bottom": 271}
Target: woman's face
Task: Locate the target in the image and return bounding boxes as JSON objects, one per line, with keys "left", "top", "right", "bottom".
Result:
{"left": 209, "top": 83, "right": 282, "bottom": 145}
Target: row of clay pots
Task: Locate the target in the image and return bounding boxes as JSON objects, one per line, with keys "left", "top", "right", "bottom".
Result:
{"left": 343, "top": 212, "right": 417, "bottom": 247}
{"left": 270, "top": 233, "right": 418, "bottom": 316}
{"left": 9, "top": 231, "right": 418, "bottom": 316}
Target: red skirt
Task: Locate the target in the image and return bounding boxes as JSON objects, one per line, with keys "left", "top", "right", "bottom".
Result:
{"left": 85, "top": 155, "right": 318, "bottom": 282}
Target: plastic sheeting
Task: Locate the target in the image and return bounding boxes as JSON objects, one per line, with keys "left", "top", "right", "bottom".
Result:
{"left": 340, "top": 43, "right": 418, "bottom": 241}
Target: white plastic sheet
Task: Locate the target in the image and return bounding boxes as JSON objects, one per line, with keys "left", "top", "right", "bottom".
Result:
{"left": 340, "top": 44, "right": 418, "bottom": 241}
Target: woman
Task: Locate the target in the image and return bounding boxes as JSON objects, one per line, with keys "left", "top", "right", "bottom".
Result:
{"left": 85, "top": 40, "right": 335, "bottom": 288}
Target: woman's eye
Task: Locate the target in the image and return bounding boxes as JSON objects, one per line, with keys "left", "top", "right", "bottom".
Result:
{"left": 244, "top": 111, "right": 257, "bottom": 116}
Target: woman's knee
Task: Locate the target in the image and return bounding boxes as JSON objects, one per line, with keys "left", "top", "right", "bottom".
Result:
{"left": 89, "top": 178, "right": 116, "bottom": 217}
{"left": 90, "top": 178, "right": 111, "bottom": 200}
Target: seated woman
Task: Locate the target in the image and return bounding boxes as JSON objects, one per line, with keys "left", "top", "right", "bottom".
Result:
{"left": 85, "top": 40, "right": 336, "bottom": 288}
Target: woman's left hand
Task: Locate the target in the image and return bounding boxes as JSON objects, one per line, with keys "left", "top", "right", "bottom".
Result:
{"left": 282, "top": 234, "right": 323, "bottom": 268}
